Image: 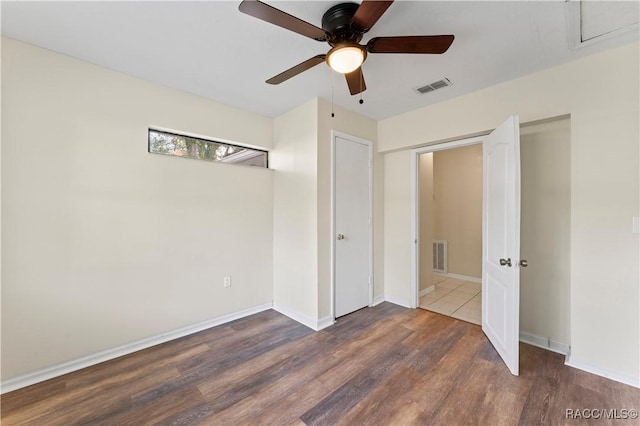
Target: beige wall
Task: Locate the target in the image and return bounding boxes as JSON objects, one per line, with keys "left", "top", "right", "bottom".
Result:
{"left": 520, "top": 119, "right": 571, "bottom": 346}
{"left": 419, "top": 153, "right": 433, "bottom": 291}
{"left": 317, "top": 99, "right": 380, "bottom": 318}
{"left": 272, "top": 99, "right": 319, "bottom": 322}
{"left": 380, "top": 42, "right": 639, "bottom": 384}
{"left": 272, "top": 99, "right": 379, "bottom": 325}
{"left": 2, "top": 38, "right": 274, "bottom": 380}
{"left": 433, "top": 145, "right": 483, "bottom": 278}
{"left": 2, "top": 38, "right": 380, "bottom": 384}
{"left": 383, "top": 150, "right": 413, "bottom": 306}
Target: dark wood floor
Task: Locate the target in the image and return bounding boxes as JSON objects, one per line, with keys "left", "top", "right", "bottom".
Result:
{"left": 2, "top": 303, "right": 639, "bottom": 425}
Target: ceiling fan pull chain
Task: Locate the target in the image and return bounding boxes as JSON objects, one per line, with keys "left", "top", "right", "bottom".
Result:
{"left": 331, "top": 69, "right": 335, "bottom": 118}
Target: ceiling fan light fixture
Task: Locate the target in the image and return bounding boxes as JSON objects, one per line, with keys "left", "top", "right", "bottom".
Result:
{"left": 327, "top": 44, "right": 365, "bottom": 74}
{"left": 239, "top": 0, "right": 455, "bottom": 96}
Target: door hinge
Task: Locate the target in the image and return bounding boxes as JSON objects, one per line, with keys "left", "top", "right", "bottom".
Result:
{"left": 368, "top": 276, "right": 372, "bottom": 285}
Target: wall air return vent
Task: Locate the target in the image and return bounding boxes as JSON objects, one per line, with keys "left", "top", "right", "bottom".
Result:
{"left": 432, "top": 240, "right": 448, "bottom": 274}
{"left": 416, "top": 78, "right": 452, "bottom": 95}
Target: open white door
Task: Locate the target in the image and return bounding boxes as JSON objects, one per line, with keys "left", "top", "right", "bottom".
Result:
{"left": 482, "top": 115, "right": 521, "bottom": 376}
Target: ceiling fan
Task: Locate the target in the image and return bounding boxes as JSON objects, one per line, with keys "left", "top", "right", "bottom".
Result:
{"left": 238, "top": 0, "right": 454, "bottom": 96}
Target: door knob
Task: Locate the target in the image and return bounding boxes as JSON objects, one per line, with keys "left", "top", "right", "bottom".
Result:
{"left": 337, "top": 234, "right": 345, "bottom": 240}
{"left": 519, "top": 259, "right": 528, "bottom": 267}
{"left": 499, "top": 258, "right": 512, "bottom": 267}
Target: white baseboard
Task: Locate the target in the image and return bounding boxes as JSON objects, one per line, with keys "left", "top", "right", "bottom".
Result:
{"left": 565, "top": 356, "right": 640, "bottom": 388}
{"left": 0, "top": 302, "right": 273, "bottom": 395}
{"left": 372, "top": 294, "right": 385, "bottom": 306}
{"left": 272, "top": 303, "right": 333, "bottom": 331}
{"left": 316, "top": 315, "right": 335, "bottom": 331}
{"left": 384, "top": 295, "right": 411, "bottom": 308}
{"left": 443, "top": 273, "right": 482, "bottom": 283}
{"left": 519, "top": 331, "right": 570, "bottom": 356}
{"left": 419, "top": 285, "right": 435, "bottom": 297}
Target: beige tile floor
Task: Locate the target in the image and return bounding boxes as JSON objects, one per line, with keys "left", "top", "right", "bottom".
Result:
{"left": 419, "top": 274, "right": 482, "bottom": 325}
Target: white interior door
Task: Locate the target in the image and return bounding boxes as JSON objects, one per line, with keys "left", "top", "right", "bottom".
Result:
{"left": 334, "top": 134, "right": 371, "bottom": 318}
{"left": 482, "top": 115, "right": 521, "bottom": 376}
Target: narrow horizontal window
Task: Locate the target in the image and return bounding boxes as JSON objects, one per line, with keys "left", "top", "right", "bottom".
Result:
{"left": 148, "top": 129, "right": 268, "bottom": 168}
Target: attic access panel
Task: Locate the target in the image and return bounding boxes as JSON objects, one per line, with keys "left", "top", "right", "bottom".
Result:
{"left": 567, "top": 0, "right": 639, "bottom": 48}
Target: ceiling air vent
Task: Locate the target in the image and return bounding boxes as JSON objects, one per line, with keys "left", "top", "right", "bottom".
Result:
{"left": 416, "top": 78, "right": 452, "bottom": 94}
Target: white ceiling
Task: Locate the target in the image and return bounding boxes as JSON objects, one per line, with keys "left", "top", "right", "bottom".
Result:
{"left": 2, "top": 1, "right": 638, "bottom": 120}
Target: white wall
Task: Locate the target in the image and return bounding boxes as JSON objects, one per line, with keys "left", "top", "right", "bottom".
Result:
{"left": 380, "top": 42, "right": 639, "bottom": 385}
{"left": 1, "top": 38, "right": 274, "bottom": 381}
{"left": 272, "top": 99, "right": 319, "bottom": 323}
{"left": 520, "top": 119, "right": 571, "bottom": 347}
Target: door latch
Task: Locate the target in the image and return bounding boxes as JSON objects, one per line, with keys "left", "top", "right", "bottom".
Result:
{"left": 337, "top": 234, "right": 345, "bottom": 240}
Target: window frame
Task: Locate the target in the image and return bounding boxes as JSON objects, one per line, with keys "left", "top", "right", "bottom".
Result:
{"left": 147, "top": 128, "right": 269, "bottom": 168}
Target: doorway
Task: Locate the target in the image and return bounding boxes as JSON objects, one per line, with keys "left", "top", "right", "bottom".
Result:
{"left": 410, "top": 117, "right": 571, "bottom": 372}
{"left": 417, "top": 143, "right": 483, "bottom": 325}
{"left": 411, "top": 116, "right": 523, "bottom": 375}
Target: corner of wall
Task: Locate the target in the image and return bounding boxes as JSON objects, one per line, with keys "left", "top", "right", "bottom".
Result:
{"left": 272, "top": 99, "right": 320, "bottom": 323}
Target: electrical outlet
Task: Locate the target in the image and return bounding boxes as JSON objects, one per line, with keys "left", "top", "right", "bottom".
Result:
{"left": 223, "top": 276, "right": 232, "bottom": 288}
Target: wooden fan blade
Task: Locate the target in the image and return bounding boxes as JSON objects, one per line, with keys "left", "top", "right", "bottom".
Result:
{"left": 367, "top": 35, "right": 455, "bottom": 54}
{"left": 239, "top": 0, "right": 328, "bottom": 41}
{"left": 351, "top": 0, "right": 394, "bottom": 33}
{"left": 266, "top": 55, "right": 327, "bottom": 85}
{"left": 345, "top": 67, "right": 367, "bottom": 95}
